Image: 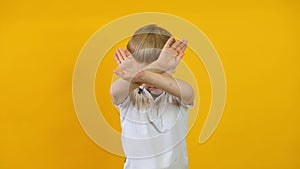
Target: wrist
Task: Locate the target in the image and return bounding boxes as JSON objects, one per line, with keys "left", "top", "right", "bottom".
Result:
{"left": 132, "top": 69, "right": 145, "bottom": 83}
{"left": 144, "top": 61, "right": 166, "bottom": 73}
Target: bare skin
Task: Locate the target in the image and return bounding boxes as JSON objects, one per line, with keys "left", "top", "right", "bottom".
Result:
{"left": 110, "top": 37, "right": 194, "bottom": 105}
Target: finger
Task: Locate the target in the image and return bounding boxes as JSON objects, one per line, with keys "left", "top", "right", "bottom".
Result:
{"left": 114, "top": 53, "right": 120, "bottom": 65}
{"left": 124, "top": 49, "right": 133, "bottom": 59}
{"left": 116, "top": 48, "right": 125, "bottom": 62}
{"left": 163, "top": 48, "right": 178, "bottom": 57}
{"left": 163, "top": 37, "right": 175, "bottom": 49}
{"left": 176, "top": 39, "right": 187, "bottom": 52}
{"left": 177, "top": 52, "right": 184, "bottom": 60}
{"left": 119, "top": 48, "right": 128, "bottom": 59}
{"left": 113, "top": 69, "right": 123, "bottom": 77}
{"left": 179, "top": 39, "right": 188, "bottom": 52}
{"left": 171, "top": 38, "right": 184, "bottom": 50}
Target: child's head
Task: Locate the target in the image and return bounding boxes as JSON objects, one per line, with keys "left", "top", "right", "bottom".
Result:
{"left": 127, "top": 24, "right": 173, "bottom": 64}
{"left": 127, "top": 24, "right": 173, "bottom": 110}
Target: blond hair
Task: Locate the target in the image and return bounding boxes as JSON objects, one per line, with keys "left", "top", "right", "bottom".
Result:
{"left": 127, "top": 24, "right": 173, "bottom": 110}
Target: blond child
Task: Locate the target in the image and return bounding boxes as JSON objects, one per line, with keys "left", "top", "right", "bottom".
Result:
{"left": 110, "top": 24, "right": 194, "bottom": 169}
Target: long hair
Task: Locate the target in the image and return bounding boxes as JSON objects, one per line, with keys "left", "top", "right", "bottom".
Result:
{"left": 127, "top": 24, "right": 173, "bottom": 110}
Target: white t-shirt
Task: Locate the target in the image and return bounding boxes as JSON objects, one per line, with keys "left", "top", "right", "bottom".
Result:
{"left": 114, "top": 87, "right": 193, "bottom": 169}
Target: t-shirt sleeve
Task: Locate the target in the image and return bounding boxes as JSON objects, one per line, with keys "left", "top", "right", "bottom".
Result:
{"left": 174, "top": 96, "right": 194, "bottom": 109}
{"left": 112, "top": 96, "right": 130, "bottom": 109}
{"left": 181, "top": 100, "right": 194, "bottom": 109}
{"left": 165, "top": 92, "right": 194, "bottom": 109}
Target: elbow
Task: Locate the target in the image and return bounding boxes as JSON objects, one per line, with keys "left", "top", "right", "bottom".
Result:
{"left": 110, "top": 85, "right": 118, "bottom": 100}
{"left": 182, "top": 85, "right": 194, "bottom": 105}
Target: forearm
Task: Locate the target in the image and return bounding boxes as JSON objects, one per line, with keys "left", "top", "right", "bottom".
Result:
{"left": 136, "top": 70, "right": 194, "bottom": 105}
{"left": 143, "top": 61, "right": 165, "bottom": 74}
{"left": 110, "top": 61, "right": 166, "bottom": 105}
{"left": 110, "top": 78, "right": 139, "bottom": 105}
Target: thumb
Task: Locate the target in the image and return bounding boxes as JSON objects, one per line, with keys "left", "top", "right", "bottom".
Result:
{"left": 113, "top": 69, "right": 123, "bottom": 77}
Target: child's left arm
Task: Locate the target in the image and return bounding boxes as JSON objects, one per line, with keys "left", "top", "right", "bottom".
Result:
{"left": 113, "top": 37, "right": 194, "bottom": 105}
{"left": 135, "top": 70, "right": 194, "bottom": 105}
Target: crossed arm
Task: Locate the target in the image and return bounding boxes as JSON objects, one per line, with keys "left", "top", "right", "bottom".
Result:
{"left": 110, "top": 37, "right": 194, "bottom": 105}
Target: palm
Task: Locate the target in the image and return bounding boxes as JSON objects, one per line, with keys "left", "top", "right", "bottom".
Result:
{"left": 119, "top": 57, "right": 141, "bottom": 81}
{"left": 157, "top": 48, "right": 181, "bottom": 70}
{"left": 156, "top": 37, "right": 188, "bottom": 71}
{"left": 113, "top": 48, "right": 143, "bottom": 82}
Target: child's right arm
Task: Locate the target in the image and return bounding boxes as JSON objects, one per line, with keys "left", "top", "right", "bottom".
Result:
{"left": 110, "top": 78, "right": 138, "bottom": 105}
{"left": 110, "top": 48, "right": 143, "bottom": 105}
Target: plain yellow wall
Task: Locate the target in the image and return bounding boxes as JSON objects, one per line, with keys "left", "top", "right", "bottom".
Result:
{"left": 1, "top": 0, "right": 300, "bottom": 169}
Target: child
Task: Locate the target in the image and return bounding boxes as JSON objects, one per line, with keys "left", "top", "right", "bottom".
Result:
{"left": 110, "top": 24, "right": 194, "bottom": 169}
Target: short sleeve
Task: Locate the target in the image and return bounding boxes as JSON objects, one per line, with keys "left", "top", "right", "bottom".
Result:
{"left": 112, "top": 96, "right": 130, "bottom": 109}
{"left": 175, "top": 97, "right": 194, "bottom": 109}
{"left": 181, "top": 100, "right": 194, "bottom": 109}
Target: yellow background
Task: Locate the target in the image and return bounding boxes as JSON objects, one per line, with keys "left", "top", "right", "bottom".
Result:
{"left": 1, "top": 0, "right": 300, "bottom": 169}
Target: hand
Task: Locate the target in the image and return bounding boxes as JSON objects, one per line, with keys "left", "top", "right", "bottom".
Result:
{"left": 113, "top": 48, "right": 144, "bottom": 82}
{"left": 153, "top": 37, "right": 188, "bottom": 72}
